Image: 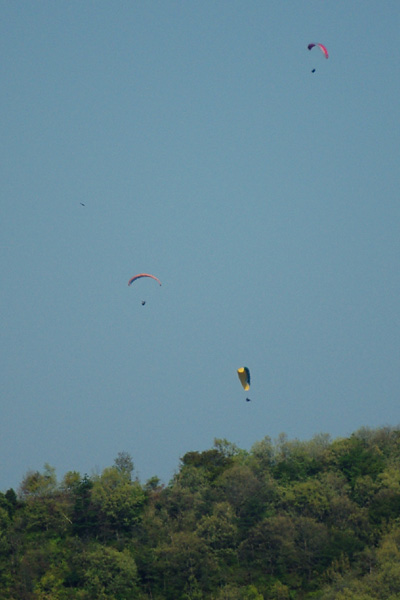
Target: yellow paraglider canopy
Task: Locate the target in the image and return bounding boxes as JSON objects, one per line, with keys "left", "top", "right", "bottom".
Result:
{"left": 237, "top": 367, "right": 250, "bottom": 391}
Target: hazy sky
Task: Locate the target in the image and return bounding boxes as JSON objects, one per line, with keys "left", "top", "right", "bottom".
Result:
{"left": 1, "top": 1, "right": 399, "bottom": 491}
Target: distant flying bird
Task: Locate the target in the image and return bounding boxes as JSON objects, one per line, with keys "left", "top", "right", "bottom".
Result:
{"left": 141, "top": 301, "right": 146, "bottom": 306}
{"left": 80, "top": 203, "right": 85, "bottom": 206}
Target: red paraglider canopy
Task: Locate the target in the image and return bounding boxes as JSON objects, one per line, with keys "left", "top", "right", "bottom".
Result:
{"left": 307, "top": 43, "right": 329, "bottom": 59}
{"left": 128, "top": 273, "right": 162, "bottom": 286}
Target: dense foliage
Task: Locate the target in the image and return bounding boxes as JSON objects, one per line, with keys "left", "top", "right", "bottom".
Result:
{"left": 2, "top": 428, "right": 400, "bottom": 599}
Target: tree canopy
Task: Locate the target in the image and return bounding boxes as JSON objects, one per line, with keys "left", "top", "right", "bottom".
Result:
{"left": 1, "top": 427, "right": 400, "bottom": 599}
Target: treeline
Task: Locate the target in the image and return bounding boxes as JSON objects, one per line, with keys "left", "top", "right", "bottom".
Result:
{"left": 2, "top": 427, "right": 400, "bottom": 599}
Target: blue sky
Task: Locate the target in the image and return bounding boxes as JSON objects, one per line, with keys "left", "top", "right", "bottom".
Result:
{"left": 1, "top": 1, "right": 399, "bottom": 491}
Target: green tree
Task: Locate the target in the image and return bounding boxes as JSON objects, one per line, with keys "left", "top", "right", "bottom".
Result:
{"left": 153, "top": 530, "right": 217, "bottom": 599}
{"left": 80, "top": 544, "right": 140, "bottom": 600}
{"left": 239, "top": 514, "right": 297, "bottom": 579}
{"left": 272, "top": 434, "right": 323, "bottom": 482}
{"left": 16, "top": 465, "right": 73, "bottom": 536}
{"left": 196, "top": 502, "right": 238, "bottom": 574}
{"left": 217, "top": 464, "right": 267, "bottom": 527}
{"left": 329, "top": 435, "right": 385, "bottom": 489}
{"left": 19, "top": 464, "right": 57, "bottom": 499}
{"left": 211, "top": 583, "right": 264, "bottom": 599}
{"left": 71, "top": 475, "right": 99, "bottom": 538}
{"left": 91, "top": 467, "right": 145, "bottom": 538}
{"left": 114, "top": 452, "right": 135, "bottom": 479}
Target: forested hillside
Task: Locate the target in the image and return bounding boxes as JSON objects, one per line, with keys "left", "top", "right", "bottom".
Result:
{"left": 2, "top": 427, "right": 400, "bottom": 599}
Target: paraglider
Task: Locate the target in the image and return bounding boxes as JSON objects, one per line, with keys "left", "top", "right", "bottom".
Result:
{"left": 237, "top": 367, "right": 250, "bottom": 391}
{"left": 307, "top": 43, "right": 329, "bottom": 58}
{"left": 308, "top": 43, "right": 328, "bottom": 73}
{"left": 128, "top": 274, "right": 161, "bottom": 306}
{"left": 128, "top": 274, "right": 162, "bottom": 287}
